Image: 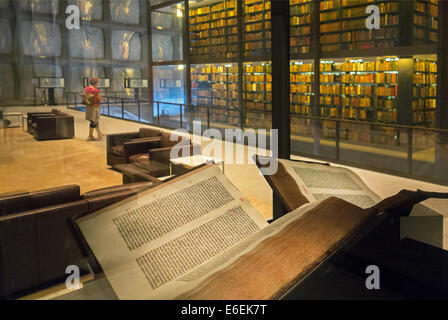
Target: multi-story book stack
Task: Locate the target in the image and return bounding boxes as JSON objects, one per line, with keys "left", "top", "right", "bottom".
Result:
{"left": 191, "top": 63, "right": 240, "bottom": 126}
{"left": 189, "top": 0, "right": 238, "bottom": 60}
{"left": 244, "top": 0, "right": 271, "bottom": 57}
{"left": 414, "top": 0, "right": 438, "bottom": 45}
{"left": 413, "top": 58, "right": 437, "bottom": 127}
{"left": 290, "top": 0, "right": 312, "bottom": 55}
{"left": 319, "top": 0, "right": 399, "bottom": 52}
{"left": 244, "top": 61, "right": 272, "bottom": 129}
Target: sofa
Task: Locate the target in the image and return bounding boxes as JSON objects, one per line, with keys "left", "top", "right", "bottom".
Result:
{"left": 27, "top": 109, "right": 74, "bottom": 140}
{"left": 106, "top": 128, "right": 163, "bottom": 167}
{"left": 0, "top": 181, "right": 159, "bottom": 299}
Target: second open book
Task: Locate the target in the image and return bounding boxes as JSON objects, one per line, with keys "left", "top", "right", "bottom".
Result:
{"left": 75, "top": 160, "right": 400, "bottom": 299}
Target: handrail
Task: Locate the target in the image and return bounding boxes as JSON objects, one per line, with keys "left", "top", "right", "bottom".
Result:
{"left": 66, "top": 92, "right": 448, "bottom": 134}
{"left": 65, "top": 93, "right": 448, "bottom": 184}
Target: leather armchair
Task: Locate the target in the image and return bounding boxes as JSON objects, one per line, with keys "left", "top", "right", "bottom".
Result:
{"left": 127, "top": 132, "right": 201, "bottom": 164}
{"left": 0, "top": 182, "right": 156, "bottom": 299}
{"left": 106, "top": 128, "right": 162, "bottom": 167}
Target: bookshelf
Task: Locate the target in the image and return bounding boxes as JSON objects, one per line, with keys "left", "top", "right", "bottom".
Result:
{"left": 290, "top": 60, "right": 314, "bottom": 115}
{"left": 319, "top": 0, "right": 399, "bottom": 52}
{"left": 189, "top": 0, "right": 238, "bottom": 60}
{"left": 290, "top": 59, "right": 314, "bottom": 136}
{"left": 319, "top": 57, "right": 398, "bottom": 123}
{"left": 290, "top": 0, "right": 313, "bottom": 55}
{"left": 414, "top": 0, "right": 438, "bottom": 45}
{"left": 243, "top": 0, "right": 271, "bottom": 58}
{"left": 191, "top": 63, "right": 240, "bottom": 126}
{"left": 413, "top": 57, "right": 437, "bottom": 127}
{"left": 243, "top": 61, "right": 272, "bottom": 128}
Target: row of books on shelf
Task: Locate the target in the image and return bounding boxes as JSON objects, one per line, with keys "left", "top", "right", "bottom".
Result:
{"left": 414, "top": 86, "right": 436, "bottom": 97}
{"left": 245, "top": 83, "right": 272, "bottom": 92}
{"left": 291, "top": 15, "right": 312, "bottom": 26}
{"left": 291, "top": 105, "right": 312, "bottom": 115}
{"left": 245, "top": 1, "right": 270, "bottom": 14}
{"left": 245, "top": 40, "right": 271, "bottom": 52}
{"left": 292, "top": 84, "right": 312, "bottom": 93}
{"left": 291, "top": 94, "right": 312, "bottom": 105}
{"left": 291, "top": 25, "right": 311, "bottom": 37}
{"left": 192, "top": 96, "right": 238, "bottom": 106}
{"left": 414, "top": 73, "right": 437, "bottom": 85}
{"left": 192, "top": 74, "right": 239, "bottom": 82}
{"left": 414, "top": 15, "right": 438, "bottom": 29}
{"left": 193, "top": 66, "right": 239, "bottom": 74}
{"left": 321, "top": 84, "right": 374, "bottom": 95}
{"left": 246, "top": 102, "right": 272, "bottom": 111}
{"left": 415, "top": 0, "right": 438, "bottom": 16}
{"left": 245, "top": 64, "right": 271, "bottom": 73}
{"left": 291, "top": 63, "right": 313, "bottom": 72}
{"left": 191, "top": 88, "right": 238, "bottom": 97}
{"left": 412, "top": 98, "right": 436, "bottom": 110}
{"left": 245, "top": 21, "right": 271, "bottom": 32}
{"left": 320, "top": 96, "right": 371, "bottom": 107}
{"left": 190, "top": 18, "right": 237, "bottom": 31}
{"left": 291, "top": 74, "right": 312, "bottom": 83}
{"left": 245, "top": 92, "right": 272, "bottom": 101}
{"left": 413, "top": 110, "right": 435, "bottom": 125}
{"left": 190, "top": 27, "right": 238, "bottom": 41}
{"left": 414, "top": 60, "right": 437, "bottom": 72}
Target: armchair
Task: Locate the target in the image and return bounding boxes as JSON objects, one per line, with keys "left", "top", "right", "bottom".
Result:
{"left": 106, "top": 127, "right": 162, "bottom": 167}
{"left": 126, "top": 132, "right": 202, "bottom": 176}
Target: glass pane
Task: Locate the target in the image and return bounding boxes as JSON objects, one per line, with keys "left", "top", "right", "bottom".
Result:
{"left": 153, "top": 65, "right": 186, "bottom": 104}
{"left": 0, "top": 19, "right": 12, "bottom": 54}
{"left": 413, "top": 129, "right": 437, "bottom": 178}
{"left": 339, "top": 123, "right": 409, "bottom": 174}
{"left": 291, "top": 115, "right": 314, "bottom": 155}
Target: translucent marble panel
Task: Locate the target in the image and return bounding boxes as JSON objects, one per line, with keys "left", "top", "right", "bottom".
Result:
{"left": 152, "top": 33, "right": 173, "bottom": 62}
{"left": 70, "top": 66, "right": 105, "bottom": 92}
{"left": 21, "top": 63, "right": 64, "bottom": 103}
{"left": 0, "top": 1, "right": 10, "bottom": 9}
{"left": 20, "top": 21, "right": 61, "bottom": 57}
{"left": 149, "top": 0, "right": 167, "bottom": 6}
{"left": 0, "top": 64, "right": 15, "bottom": 100}
{"left": 110, "top": 0, "right": 140, "bottom": 25}
{"left": 19, "top": 0, "right": 59, "bottom": 15}
{"left": 0, "top": 19, "right": 12, "bottom": 54}
{"left": 151, "top": 12, "right": 172, "bottom": 29}
{"left": 112, "top": 30, "right": 141, "bottom": 61}
{"left": 67, "top": 0, "right": 103, "bottom": 21}
{"left": 69, "top": 27, "right": 104, "bottom": 59}
{"left": 112, "top": 67, "right": 141, "bottom": 97}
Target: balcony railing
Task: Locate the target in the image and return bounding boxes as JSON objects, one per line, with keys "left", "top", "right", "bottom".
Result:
{"left": 66, "top": 92, "right": 448, "bottom": 185}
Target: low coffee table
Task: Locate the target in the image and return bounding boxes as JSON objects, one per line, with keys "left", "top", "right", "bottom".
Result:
{"left": 3, "top": 112, "right": 23, "bottom": 128}
{"left": 115, "top": 161, "right": 171, "bottom": 184}
{"left": 169, "top": 155, "right": 224, "bottom": 174}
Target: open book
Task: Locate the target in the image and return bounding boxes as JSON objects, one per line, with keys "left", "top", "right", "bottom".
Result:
{"left": 74, "top": 162, "right": 447, "bottom": 299}
{"left": 278, "top": 158, "right": 381, "bottom": 209}
{"left": 76, "top": 165, "right": 268, "bottom": 299}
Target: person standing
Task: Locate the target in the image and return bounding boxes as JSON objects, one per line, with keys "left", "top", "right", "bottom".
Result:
{"left": 84, "top": 77, "right": 103, "bottom": 141}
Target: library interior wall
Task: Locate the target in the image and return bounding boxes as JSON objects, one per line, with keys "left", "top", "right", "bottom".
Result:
{"left": 0, "top": 0, "right": 149, "bottom": 104}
